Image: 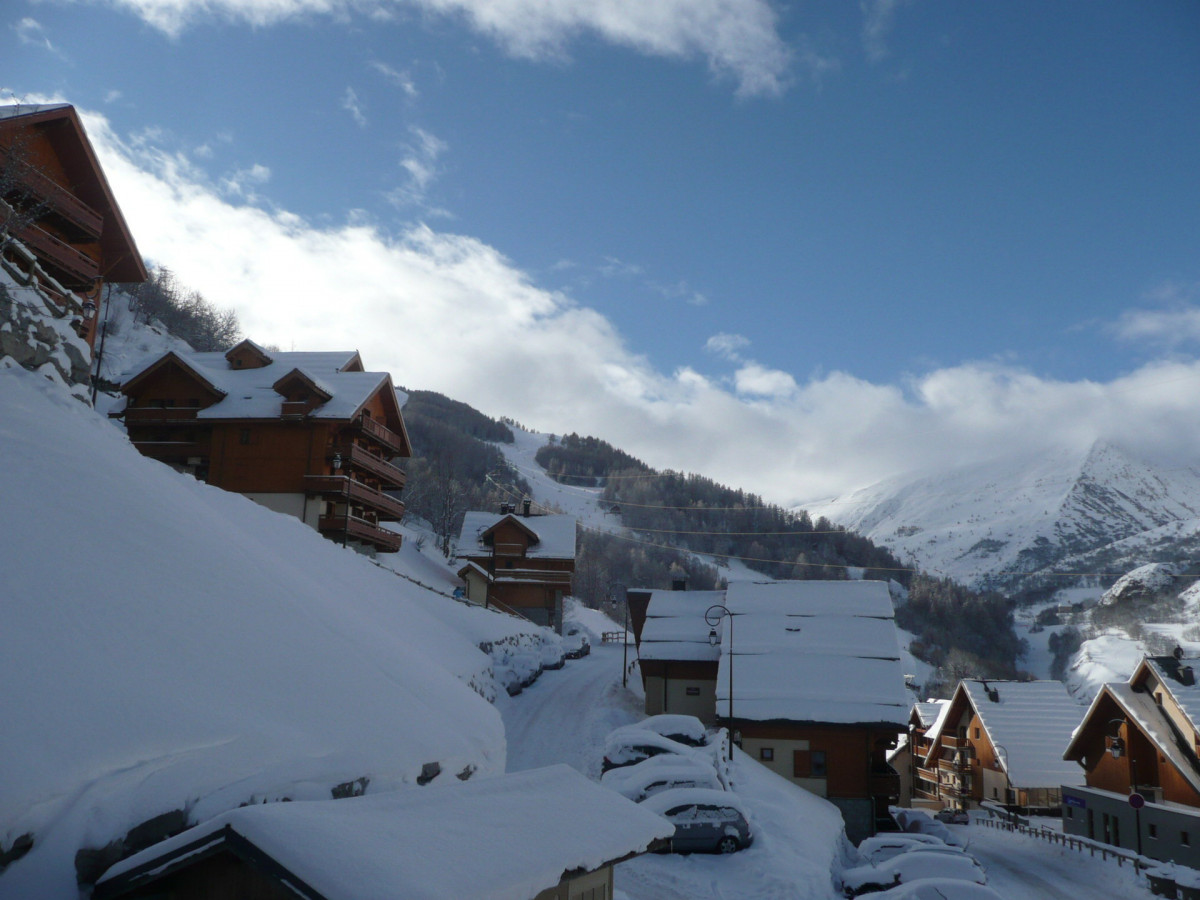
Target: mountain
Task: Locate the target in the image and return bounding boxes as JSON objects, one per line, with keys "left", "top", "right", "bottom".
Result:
{"left": 805, "top": 441, "right": 1200, "bottom": 594}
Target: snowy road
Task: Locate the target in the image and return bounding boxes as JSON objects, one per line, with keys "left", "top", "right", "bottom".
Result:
{"left": 498, "top": 643, "right": 644, "bottom": 777}
{"left": 957, "top": 819, "right": 1158, "bottom": 899}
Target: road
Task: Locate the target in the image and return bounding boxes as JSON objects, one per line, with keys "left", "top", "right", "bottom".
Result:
{"left": 957, "top": 819, "right": 1158, "bottom": 899}
{"left": 497, "top": 642, "right": 643, "bottom": 777}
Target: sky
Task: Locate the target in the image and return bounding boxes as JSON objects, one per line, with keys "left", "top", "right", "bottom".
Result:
{"left": 6, "top": 0, "right": 1200, "bottom": 507}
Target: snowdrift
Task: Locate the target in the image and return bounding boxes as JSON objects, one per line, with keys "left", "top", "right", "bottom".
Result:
{"left": 0, "top": 367, "right": 549, "bottom": 898}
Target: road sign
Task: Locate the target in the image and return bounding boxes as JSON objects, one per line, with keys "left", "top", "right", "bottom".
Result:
{"left": 1129, "top": 792, "right": 1146, "bottom": 809}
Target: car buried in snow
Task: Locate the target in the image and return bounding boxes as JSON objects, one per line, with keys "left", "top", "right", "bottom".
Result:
{"left": 600, "top": 753, "right": 723, "bottom": 802}
{"left": 601, "top": 725, "right": 708, "bottom": 773}
{"left": 841, "top": 850, "right": 987, "bottom": 897}
{"left": 639, "top": 788, "right": 753, "bottom": 855}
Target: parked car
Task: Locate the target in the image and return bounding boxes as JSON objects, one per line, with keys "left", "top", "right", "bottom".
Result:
{"left": 870, "top": 878, "right": 1006, "bottom": 900}
{"left": 856, "top": 835, "right": 964, "bottom": 866}
{"left": 890, "top": 808, "right": 967, "bottom": 848}
{"left": 635, "top": 714, "right": 709, "bottom": 747}
{"left": 935, "top": 807, "right": 970, "bottom": 825}
{"left": 841, "top": 850, "right": 987, "bottom": 897}
{"left": 563, "top": 629, "right": 591, "bottom": 659}
{"left": 601, "top": 753, "right": 723, "bottom": 801}
{"left": 601, "top": 726, "right": 704, "bottom": 773}
{"left": 640, "top": 788, "right": 753, "bottom": 854}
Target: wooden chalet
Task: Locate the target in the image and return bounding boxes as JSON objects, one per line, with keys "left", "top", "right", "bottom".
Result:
{"left": 921, "top": 679, "right": 1083, "bottom": 814}
{"left": 629, "top": 580, "right": 910, "bottom": 843}
{"left": 114, "top": 340, "right": 411, "bottom": 554}
{"left": 456, "top": 503, "right": 576, "bottom": 632}
{"left": 93, "top": 766, "right": 672, "bottom": 900}
{"left": 1062, "top": 653, "right": 1200, "bottom": 866}
{"left": 901, "top": 700, "right": 949, "bottom": 809}
{"left": 0, "top": 103, "right": 147, "bottom": 348}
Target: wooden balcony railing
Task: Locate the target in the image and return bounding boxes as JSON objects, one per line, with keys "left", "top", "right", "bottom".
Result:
{"left": 869, "top": 768, "right": 901, "bottom": 800}
{"left": 10, "top": 222, "right": 98, "bottom": 287}
{"left": 124, "top": 407, "right": 201, "bottom": 422}
{"left": 305, "top": 475, "right": 406, "bottom": 521}
{"left": 343, "top": 444, "right": 406, "bottom": 489}
{"left": 318, "top": 514, "right": 402, "bottom": 552}
{"left": 941, "top": 735, "right": 966, "bottom": 749}
{"left": 354, "top": 414, "right": 406, "bottom": 455}
{"left": 0, "top": 150, "right": 104, "bottom": 237}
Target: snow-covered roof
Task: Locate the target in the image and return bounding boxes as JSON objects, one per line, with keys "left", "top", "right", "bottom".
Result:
{"left": 912, "top": 700, "right": 949, "bottom": 729}
{"left": 457, "top": 511, "right": 577, "bottom": 560}
{"left": 959, "top": 680, "right": 1085, "bottom": 788}
{"left": 119, "top": 348, "right": 391, "bottom": 421}
{"left": 638, "top": 590, "right": 724, "bottom": 662}
{"left": 1143, "top": 656, "right": 1200, "bottom": 734}
{"left": 99, "top": 765, "right": 672, "bottom": 900}
{"left": 714, "top": 581, "right": 908, "bottom": 726}
{"left": 0, "top": 102, "right": 72, "bottom": 121}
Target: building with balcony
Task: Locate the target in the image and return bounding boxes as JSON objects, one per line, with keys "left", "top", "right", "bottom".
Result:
{"left": 1061, "top": 653, "right": 1200, "bottom": 866}
{"left": 628, "top": 579, "right": 910, "bottom": 843}
{"left": 923, "top": 679, "right": 1084, "bottom": 814}
{"left": 455, "top": 504, "right": 576, "bottom": 632}
{"left": 113, "top": 339, "right": 411, "bottom": 554}
{"left": 901, "top": 699, "right": 950, "bottom": 809}
{"left": 1, "top": 103, "right": 146, "bottom": 348}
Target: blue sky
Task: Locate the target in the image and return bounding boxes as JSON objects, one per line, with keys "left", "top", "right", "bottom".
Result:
{"left": 7, "top": 1, "right": 1200, "bottom": 504}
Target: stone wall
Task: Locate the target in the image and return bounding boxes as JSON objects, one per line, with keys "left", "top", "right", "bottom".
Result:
{"left": 0, "top": 257, "right": 93, "bottom": 396}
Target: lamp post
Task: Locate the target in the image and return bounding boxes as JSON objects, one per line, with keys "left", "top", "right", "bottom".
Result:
{"left": 1108, "top": 717, "right": 1142, "bottom": 855}
{"left": 706, "top": 604, "right": 734, "bottom": 761}
{"left": 610, "top": 582, "right": 628, "bottom": 688}
{"left": 331, "top": 451, "right": 349, "bottom": 547}
{"left": 993, "top": 742, "right": 1013, "bottom": 817}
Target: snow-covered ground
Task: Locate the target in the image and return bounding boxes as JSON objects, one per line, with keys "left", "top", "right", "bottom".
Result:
{"left": 958, "top": 818, "right": 1157, "bottom": 899}
{"left": 0, "top": 366, "right": 559, "bottom": 899}
{"left": 498, "top": 643, "right": 849, "bottom": 900}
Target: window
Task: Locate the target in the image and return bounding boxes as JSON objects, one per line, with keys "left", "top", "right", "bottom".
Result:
{"left": 1184, "top": 832, "right": 1191, "bottom": 847}
{"left": 760, "top": 748, "right": 774, "bottom": 761}
{"left": 811, "top": 751, "right": 827, "bottom": 777}
{"left": 1149, "top": 824, "right": 1158, "bottom": 839}
{"left": 973, "top": 728, "right": 980, "bottom": 739}
{"left": 239, "top": 428, "right": 251, "bottom": 445}
{"left": 685, "top": 687, "right": 700, "bottom": 696}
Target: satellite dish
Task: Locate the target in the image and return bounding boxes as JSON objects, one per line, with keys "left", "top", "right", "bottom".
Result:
{"left": 1175, "top": 646, "right": 1185, "bottom": 660}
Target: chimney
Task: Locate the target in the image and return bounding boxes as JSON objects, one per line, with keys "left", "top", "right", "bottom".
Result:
{"left": 1181, "top": 666, "right": 1196, "bottom": 687}
{"left": 522, "top": 497, "right": 532, "bottom": 516}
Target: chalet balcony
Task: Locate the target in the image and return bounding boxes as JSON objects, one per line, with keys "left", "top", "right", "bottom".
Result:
{"left": 10, "top": 221, "right": 98, "bottom": 288}
{"left": 305, "top": 475, "right": 406, "bottom": 521}
{"left": 941, "top": 735, "right": 967, "bottom": 749}
{"left": 916, "top": 766, "right": 939, "bottom": 784}
{"left": 318, "top": 514, "right": 402, "bottom": 552}
{"left": 1, "top": 150, "right": 104, "bottom": 238}
{"left": 937, "top": 757, "right": 971, "bottom": 774}
{"left": 869, "top": 767, "right": 901, "bottom": 800}
{"left": 342, "top": 444, "right": 406, "bottom": 490}
{"left": 353, "top": 414, "right": 407, "bottom": 455}
{"left": 124, "top": 407, "right": 201, "bottom": 423}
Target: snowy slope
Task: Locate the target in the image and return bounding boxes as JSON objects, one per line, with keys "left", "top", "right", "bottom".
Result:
{"left": 806, "top": 441, "right": 1200, "bottom": 590}
{"left": 0, "top": 365, "right": 559, "bottom": 899}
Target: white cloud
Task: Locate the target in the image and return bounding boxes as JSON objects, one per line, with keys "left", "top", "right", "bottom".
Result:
{"left": 342, "top": 87, "right": 367, "bottom": 127}
{"left": 15, "top": 17, "right": 61, "bottom": 56}
{"left": 705, "top": 332, "right": 750, "bottom": 361}
{"left": 372, "top": 61, "right": 419, "bottom": 98}
{"left": 101, "top": 0, "right": 794, "bottom": 96}
{"left": 733, "top": 363, "right": 797, "bottom": 398}
{"left": 219, "top": 163, "right": 271, "bottom": 199}
{"left": 69, "top": 106, "right": 1200, "bottom": 507}
{"left": 861, "top": 0, "right": 907, "bottom": 63}
{"left": 388, "top": 126, "right": 448, "bottom": 209}
{"left": 1111, "top": 282, "right": 1200, "bottom": 347}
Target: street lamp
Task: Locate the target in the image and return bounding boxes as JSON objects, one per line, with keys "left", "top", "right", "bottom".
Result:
{"left": 331, "top": 451, "right": 349, "bottom": 547}
{"left": 993, "top": 742, "right": 1013, "bottom": 814}
{"left": 610, "top": 582, "right": 628, "bottom": 688}
{"left": 706, "top": 604, "right": 734, "bottom": 761}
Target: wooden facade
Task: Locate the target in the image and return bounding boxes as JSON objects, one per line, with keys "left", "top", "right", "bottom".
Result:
{"left": 1061, "top": 654, "right": 1200, "bottom": 864}
{"left": 922, "top": 679, "right": 1082, "bottom": 813}
{"left": 117, "top": 341, "right": 411, "bottom": 553}
{"left": 457, "top": 510, "right": 576, "bottom": 632}
{"left": 0, "top": 103, "right": 146, "bottom": 348}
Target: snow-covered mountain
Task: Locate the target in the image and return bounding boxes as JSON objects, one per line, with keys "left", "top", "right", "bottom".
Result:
{"left": 805, "top": 441, "right": 1200, "bottom": 592}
